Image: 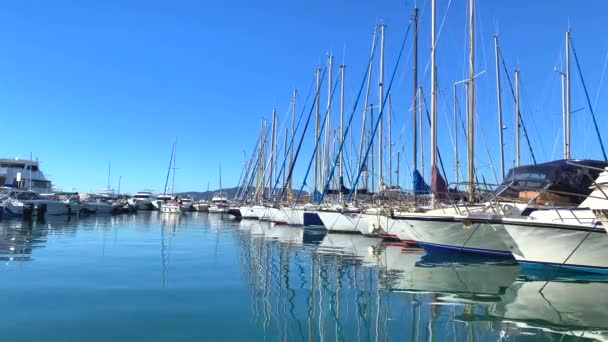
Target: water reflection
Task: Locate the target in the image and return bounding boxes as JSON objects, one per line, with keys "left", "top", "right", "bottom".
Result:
{"left": 236, "top": 221, "right": 608, "bottom": 341}
{"left": 0, "top": 213, "right": 606, "bottom": 341}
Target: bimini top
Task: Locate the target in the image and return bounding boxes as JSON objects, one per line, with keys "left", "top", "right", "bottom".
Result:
{"left": 495, "top": 159, "right": 608, "bottom": 204}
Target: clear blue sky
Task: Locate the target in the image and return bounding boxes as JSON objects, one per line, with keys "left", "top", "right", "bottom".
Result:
{"left": 0, "top": 0, "right": 606, "bottom": 193}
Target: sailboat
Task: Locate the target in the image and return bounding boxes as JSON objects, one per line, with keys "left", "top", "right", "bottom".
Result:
{"left": 209, "top": 165, "right": 229, "bottom": 214}
{"left": 160, "top": 140, "right": 182, "bottom": 214}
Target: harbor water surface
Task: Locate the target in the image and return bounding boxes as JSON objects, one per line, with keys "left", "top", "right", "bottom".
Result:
{"left": 1, "top": 212, "right": 606, "bottom": 341}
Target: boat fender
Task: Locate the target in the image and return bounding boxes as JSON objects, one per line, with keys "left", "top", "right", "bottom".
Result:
{"left": 462, "top": 219, "right": 473, "bottom": 229}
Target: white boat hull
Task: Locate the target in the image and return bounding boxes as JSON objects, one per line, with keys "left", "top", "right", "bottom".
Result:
{"left": 239, "top": 206, "right": 258, "bottom": 219}
{"left": 160, "top": 204, "right": 182, "bottom": 214}
{"left": 281, "top": 207, "right": 304, "bottom": 226}
{"left": 390, "top": 214, "right": 512, "bottom": 256}
{"left": 316, "top": 211, "right": 368, "bottom": 233}
{"left": 266, "top": 207, "right": 288, "bottom": 224}
{"left": 502, "top": 221, "right": 608, "bottom": 271}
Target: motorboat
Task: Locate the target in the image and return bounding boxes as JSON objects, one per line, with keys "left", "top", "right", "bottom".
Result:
{"left": 0, "top": 188, "right": 74, "bottom": 217}
{"left": 497, "top": 164, "right": 608, "bottom": 273}
{"left": 128, "top": 191, "right": 155, "bottom": 210}
{"left": 80, "top": 196, "right": 113, "bottom": 214}
{"left": 193, "top": 200, "right": 209, "bottom": 212}
{"left": 151, "top": 194, "right": 172, "bottom": 210}
{"left": 160, "top": 200, "right": 182, "bottom": 214}
{"left": 209, "top": 193, "right": 229, "bottom": 213}
{"left": 179, "top": 196, "right": 193, "bottom": 211}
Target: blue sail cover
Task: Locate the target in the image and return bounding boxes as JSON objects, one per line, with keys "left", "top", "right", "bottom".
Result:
{"left": 413, "top": 169, "right": 430, "bottom": 195}
{"left": 312, "top": 190, "right": 323, "bottom": 202}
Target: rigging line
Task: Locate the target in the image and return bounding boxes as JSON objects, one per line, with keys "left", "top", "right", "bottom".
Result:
{"left": 569, "top": 35, "right": 608, "bottom": 161}
{"left": 497, "top": 44, "right": 537, "bottom": 164}
{"left": 252, "top": 118, "right": 275, "bottom": 200}
{"left": 593, "top": 49, "right": 608, "bottom": 111}
{"left": 319, "top": 28, "right": 379, "bottom": 203}
{"left": 281, "top": 68, "right": 327, "bottom": 200}
{"left": 235, "top": 142, "right": 257, "bottom": 200}
{"left": 163, "top": 141, "right": 175, "bottom": 196}
{"left": 518, "top": 78, "right": 548, "bottom": 161}
{"left": 271, "top": 78, "right": 316, "bottom": 198}
{"left": 296, "top": 70, "right": 341, "bottom": 202}
{"left": 475, "top": 110, "right": 499, "bottom": 184}
{"left": 436, "top": 82, "right": 461, "bottom": 180}
{"left": 348, "top": 19, "right": 413, "bottom": 202}
{"left": 399, "top": 143, "right": 413, "bottom": 188}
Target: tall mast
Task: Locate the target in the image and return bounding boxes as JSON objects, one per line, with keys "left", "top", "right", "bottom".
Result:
{"left": 270, "top": 109, "right": 277, "bottom": 198}
{"left": 289, "top": 89, "right": 296, "bottom": 191}
{"left": 219, "top": 164, "right": 223, "bottom": 195}
{"left": 419, "top": 88, "right": 425, "bottom": 182}
{"left": 378, "top": 23, "right": 386, "bottom": 191}
{"left": 558, "top": 69, "right": 567, "bottom": 158}
{"left": 396, "top": 151, "right": 400, "bottom": 188}
{"left": 412, "top": 7, "right": 419, "bottom": 176}
{"left": 388, "top": 94, "right": 393, "bottom": 186}
{"left": 314, "top": 68, "right": 321, "bottom": 193}
{"left": 339, "top": 64, "right": 346, "bottom": 199}
{"left": 453, "top": 83, "right": 459, "bottom": 184}
{"left": 565, "top": 30, "right": 571, "bottom": 159}
{"left": 494, "top": 35, "right": 505, "bottom": 179}
{"left": 107, "top": 160, "right": 111, "bottom": 191}
{"left": 29, "top": 152, "right": 33, "bottom": 191}
{"left": 515, "top": 69, "right": 520, "bottom": 167}
{"left": 467, "top": 0, "right": 475, "bottom": 200}
{"left": 283, "top": 126, "right": 288, "bottom": 195}
{"left": 430, "top": 0, "right": 438, "bottom": 197}
{"left": 325, "top": 55, "right": 334, "bottom": 191}
{"left": 370, "top": 105, "right": 375, "bottom": 192}
{"left": 171, "top": 139, "right": 176, "bottom": 196}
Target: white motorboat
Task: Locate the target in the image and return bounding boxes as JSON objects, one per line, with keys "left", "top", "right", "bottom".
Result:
{"left": 193, "top": 200, "right": 209, "bottom": 212}
{"left": 0, "top": 188, "right": 73, "bottom": 216}
{"left": 498, "top": 164, "right": 608, "bottom": 273}
{"left": 209, "top": 193, "right": 229, "bottom": 213}
{"left": 179, "top": 196, "right": 193, "bottom": 211}
{"left": 151, "top": 194, "right": 171, "bottom": 210}
{"left": 128, "top": 191, "right": 155, "bottom": 210}
{"left": 160, "top": 201, "right": 182, "bottom": 214}
{"left": 81, "top": 197, "right": 113, "bottom": 214}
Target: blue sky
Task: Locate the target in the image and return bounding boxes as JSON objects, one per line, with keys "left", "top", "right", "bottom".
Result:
{"left": 0, "top": 0, "right": 606, "bottom": 193}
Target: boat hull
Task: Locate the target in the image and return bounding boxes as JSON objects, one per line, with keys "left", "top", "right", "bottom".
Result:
{"left": 281, "top": 207, "right": 303, "bottom": 226}
{"left": 391, "top": 215, "right": 512, "bottom": 257}
{"left": 502, "top": 221, "right": 608, "bottom": 272}
{"left": 317, "top": 211, "right": 368, "bottom": 233}
{"left": 266, "top": 207, "right": 288, "bottom": 225}
{"left": 303, "top": 211, "right": 324, "bottom": 227}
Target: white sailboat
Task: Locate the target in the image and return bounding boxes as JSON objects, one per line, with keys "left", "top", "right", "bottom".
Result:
{"left": 209, "top": 166, "right": 229, "bottom": 214}
{"left": 160, "top": 140, "right": 182, "bottom": 214}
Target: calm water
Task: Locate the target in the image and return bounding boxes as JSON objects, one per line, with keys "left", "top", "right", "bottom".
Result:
{"left": 0, "top": 212, "right": 606, "bottom": 341}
